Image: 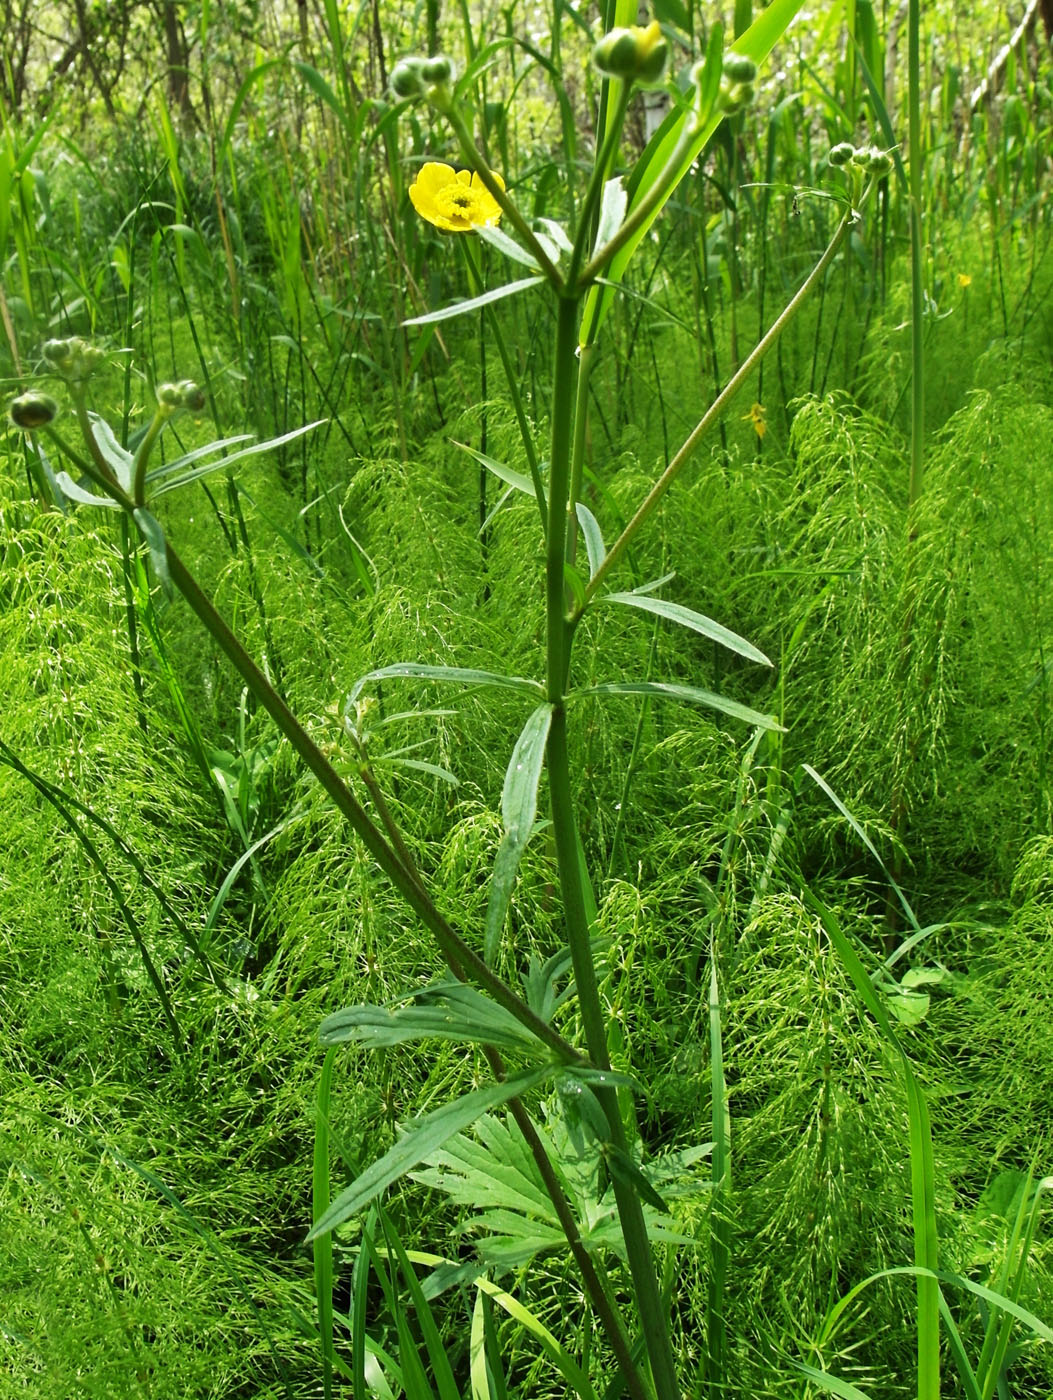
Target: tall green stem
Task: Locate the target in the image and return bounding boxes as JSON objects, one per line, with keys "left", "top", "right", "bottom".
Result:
{"left": 579, "top": 201, "right": 859, "bottom": 607}
{"left": 159, "top": 540, "right": 579, "bottom": 1065}
{"left": 543, "top": 291, "right": 678, "bottom": 1400}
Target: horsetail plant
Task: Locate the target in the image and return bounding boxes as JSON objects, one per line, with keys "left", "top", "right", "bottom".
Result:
{"left": 6, "top": 8, "right": 923, "bottom": 1397}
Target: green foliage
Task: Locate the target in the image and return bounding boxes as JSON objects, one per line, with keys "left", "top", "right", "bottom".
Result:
{"left": 2, "top": 0, "right": 1053, "bottom": 1396}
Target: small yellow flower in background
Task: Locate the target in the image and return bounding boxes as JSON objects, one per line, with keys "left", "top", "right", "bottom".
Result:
{"left": 743, "top": 401, "right": 767, "bottom": 440}
{"left": 409, "top": 163, "right": 505, "bottom": 233}
{"left": 958, "top": 272, "right": 972, "bottom": 288}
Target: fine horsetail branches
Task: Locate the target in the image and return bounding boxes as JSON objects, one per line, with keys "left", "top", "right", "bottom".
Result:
{"left": 1, "top": 2, "right": 1051, "bottom": 1398}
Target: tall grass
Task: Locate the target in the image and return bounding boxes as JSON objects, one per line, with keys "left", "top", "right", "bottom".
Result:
{"left": 1, "top": 1, "right": 1052, "bottom": 1397}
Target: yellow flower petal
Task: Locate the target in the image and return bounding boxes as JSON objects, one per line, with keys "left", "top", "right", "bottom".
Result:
{"left": 409, "top": 163, "right": 505, "bottom": 233}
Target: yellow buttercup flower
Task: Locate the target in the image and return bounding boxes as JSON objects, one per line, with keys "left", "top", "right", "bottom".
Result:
{"left": 743, "top": 401, "right": 767, "bottom": 440}
{"left": 958, "top": 272, "right": 972, "bottom": 288}
{"left": 409, "top": 163, "right": 505, "bottom": 233}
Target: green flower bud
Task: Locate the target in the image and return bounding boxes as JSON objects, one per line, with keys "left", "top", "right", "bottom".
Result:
{"left": 390, "top": 57, "right": 427, "bottom": 100}
{"left": 421, "top": 55, "right": 454, "bottom": 83}
{"left": 41, "top": 336, "right": 104, "bottom": 382}
{"left": 42, "top": 338, "right": 73, "bottom": 365}
{"left": 592, "top": 21, "right": 668, "bottom": 84}
{"left": 718, "top": 77, "right": 755, "bottom": 113}
{"left": 722, "top": 52, "right": 758, "bottom": 84}
{"left": 864, "top": 147, "right": 894, "bottom": 176}
{"left": 156, "top": 382, "right": 184, "bottom": 410}
{"left": 178, "top": 380, "right": 207, "bottom": 413}
{"left": 828, "top": 142, "right": 857, "bottom": 167}
{"left": 9, "top": 391, "right": 59, "bottom": 431}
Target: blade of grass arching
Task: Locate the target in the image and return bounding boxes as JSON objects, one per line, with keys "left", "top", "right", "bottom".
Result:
{"left": 704, "top": 957, "right": 730, "bottom": 1398}
{"left": 803, "top": 893, "right": 940, "bottom": 1400}
{"left": 0, "top": 735, "right": 230, "bottom": 993}
{"left": 477, "top": 1289, "right": 511, "bottom": 1400}
{"left": 396, "top": 1246, "right": 603, "bottom": 1400}
{"left": 380, "top": 1207, "right": 460, "bottom": 1400}
{"left": 314, "top": 1047, "right": 337, "bottom": 1400}
{"left": 976, "top": 1172, "right": 1052, "bottom": 1400}
{"left": 0, "top": 739, "right": 184, "bottom": 1054}
{"left": 938, "top": 1289, "right": 983, "bottom": 1400}
{"left": 579, "top": 0, "right": 807, "bottom": 347}
{"left": 350, "top": 1209, "right": 374, "bottom": 1400}
{"left": 803, "top": 765, "right": 921, "bottom": 935}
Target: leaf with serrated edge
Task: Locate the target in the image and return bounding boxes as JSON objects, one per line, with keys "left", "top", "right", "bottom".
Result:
{"left": 307, "top": 1065, "right": 554, "bottom": 1240}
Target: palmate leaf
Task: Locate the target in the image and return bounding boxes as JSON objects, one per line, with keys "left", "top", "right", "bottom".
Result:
{"left": 410, "top": 1110, "right": 707, "bottom": 1268}
{"left": 308, "top": 1065, "right": 555, "bottom": 1241}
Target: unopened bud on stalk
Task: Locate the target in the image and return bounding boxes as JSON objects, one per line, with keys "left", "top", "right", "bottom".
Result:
{"left": 722, "top": 52, "right": 757, "bottom": 84}
{"left": 390, "top": 58, "right": 427, "bottom": 99}
{"left": 420, "top": 56, "right": 453, "bottom": 83}
{"left": 718, "top": 77, "right": 755, "bottom": 114}
{"left": 828, "top": 142, "right": 857, "bottom": 167}
{"left": 156, "top": 382, "right": 184, "bottom": 411}
{"left": 178, "top": 380, "right": 207, "bottom": 413}
{"left": 390, "top": 54, "right": 456, "bottom": 105}
{"left": 592, "top": 21, "right": 668, "bottom": 84}
{"left": 41, "top": 336, "right": 105, "bottom": 383}
{"left": 862, "top": 147, "right": 893, "bottom": 176}
{"left": 9, "top": 391, "right": 59, "bottom": 431}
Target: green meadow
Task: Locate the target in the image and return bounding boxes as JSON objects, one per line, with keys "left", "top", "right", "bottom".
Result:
{"left": 1, "top": 2, "right": 1052, "bottom": 1397}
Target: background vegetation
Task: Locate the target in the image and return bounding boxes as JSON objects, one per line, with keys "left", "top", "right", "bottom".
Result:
{"left": 1, "top": 0, "right": 1051, "bottom": 1397}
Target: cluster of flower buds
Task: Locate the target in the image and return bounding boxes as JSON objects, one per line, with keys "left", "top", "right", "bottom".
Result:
{"left": 42, "top": 337, "right": 105, "bottom": 383}
{"left": 717, "top": 51, "right": 758, "bottom": 114}
{"left": 8, "top": 390, "right": 59, "bottom": 431}
{"left": 829, "top": 141, "right": 894, "bottom": 176}
{"left": 592, "top": 20, "right": 669, "bottom": 85}
{"left": 389, "top": 55, "right": 455, "bottom": 106}
{"left": 156, "top": 380, "right": 207, "bottom": 415}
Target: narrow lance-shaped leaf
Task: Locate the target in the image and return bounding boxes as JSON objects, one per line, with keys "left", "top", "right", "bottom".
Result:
{"left": 592, "top": 177, "right": 628, "bottom": 258}
{"left": 133, "top": 507, "right": 173, "bottom": 598}
{"left": 576, "top": 504, "right": 605, "bottom": 580}
{"left": 602, "top": 591, "right": 772, "bottom": 666}
{"left": 576, "top": 680, "right": 783, "bottom": 731}
{"left": 150, "top": 421, "right": 326, "bottom": 496}
{"left": 54, "top": 472, "right": 121, "bottom": 509}
{"left": 474, "top": 223, "right": 541, "bottom": 270}
{"left": 89, "top": 412, "right": 135, "bottom": 491}
{"left": 403, "top": 276, "right": 545, "bottom": 327}
{"left": 349, "top": 663, "right": 544, "bottom": 705}
{"left": 485, "top": 705, "right": 554, "bottom": 963}
{"left": 307, "top": 1065, "right": 555, "bottom": 1240}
